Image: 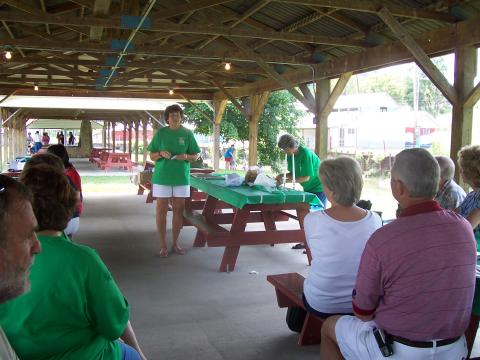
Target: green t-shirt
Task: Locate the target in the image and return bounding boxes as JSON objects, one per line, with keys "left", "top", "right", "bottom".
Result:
{"left": 147, "top": 126, "right": 201, "bottom": 186}
{"left": 0, "top": 234, "right": 129, "bottom": 360}
{"left": 287, "top": 145, "right": 323, "bottom": 193}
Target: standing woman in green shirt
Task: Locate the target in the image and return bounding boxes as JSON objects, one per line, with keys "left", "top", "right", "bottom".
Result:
{"left": 0, "top": 164, "right": 147, "bottom": 360}
{"left": 147, "top": 104, "right": 200, "bottom": 257}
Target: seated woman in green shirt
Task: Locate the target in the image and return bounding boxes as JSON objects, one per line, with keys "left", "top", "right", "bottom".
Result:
{"left": 0, "top": 164, "right": 147, "bottom": 360}
{"left": 147, "top": 104, "right": 200, "bottom": 257}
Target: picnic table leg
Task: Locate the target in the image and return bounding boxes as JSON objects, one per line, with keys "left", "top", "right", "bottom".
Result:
{"left": 193, "top": 195, "right": 218, "bottom": 247}
{"left": 262, "top": 211, "right": 277, "bottom": 246}
{"left": 296, "top": 207, "right": 311, "bottom": 265}
{"left": 298, "top": 314, "right": 323, "bottom": 345}
{"left": 219, "top": 208, "right": 248, "bottom": 272}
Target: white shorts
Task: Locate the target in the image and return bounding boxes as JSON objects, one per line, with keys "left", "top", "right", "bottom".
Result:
{"left": 335, "top": 316, "right": 467, "bottom": 360}
{"left": 152, "top": 184, "right": 190, "bottom": 198}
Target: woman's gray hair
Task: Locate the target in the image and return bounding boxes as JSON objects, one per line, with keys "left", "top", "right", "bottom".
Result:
{"left": 277, "top": 134, "right": 298, "bottom": 150}
{"left": 319, "top": 156, "right": 363, "bottom": 206}
{"left": 435, "top": 156, "right": 455, "bottom": 181}
{"left": 392, "top": 148, "right": 439, "bottom": 198}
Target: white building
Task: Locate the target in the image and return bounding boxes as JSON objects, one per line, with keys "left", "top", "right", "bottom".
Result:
{"left": 298, "top": 93, "right": 440, "bottom": 155}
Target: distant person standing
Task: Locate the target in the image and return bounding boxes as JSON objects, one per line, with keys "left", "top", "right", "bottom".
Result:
{"left": 41, "top": 132, "right": 50, "bottom": 146}
{"left": 59, "top": 131, "right": 65, "bottom": 145}
{"left": 26, "top": 132, "right": 34, "bottom": 154}
{"left": 224, "top": 144, "right": 235, "bottom": 170}
{"left": 33, "top": 131, "right": 42, "bottom": 153}
{"left": 68, "top": 132, "right": 76, "bottom": 146}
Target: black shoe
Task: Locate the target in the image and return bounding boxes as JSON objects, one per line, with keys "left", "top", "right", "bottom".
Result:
{"left": 291, "top": 243, "right": 305, "bottom": 249}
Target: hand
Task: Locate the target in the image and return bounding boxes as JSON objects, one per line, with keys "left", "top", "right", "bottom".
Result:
{"left": 174, "top": 154, "right": 188, "bottom": 161}
{"left": 159, "top": 151, "right": 171, "bottom": 159}
{"left": 275, "top": 174, "right": 284, "bottom": 182}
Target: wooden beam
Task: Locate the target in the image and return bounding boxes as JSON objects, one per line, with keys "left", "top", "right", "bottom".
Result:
{"left": 211, "top": 79, "right": 248, "bottom": 118}
{"left": 212, "top": 99, "right": 227, "bottom": 171}
{"left": 377, "top": 7, "right": 457, "bottom": 105}
{"left": 0, "top": 37, "right": 313, "bottom": 65}
{"left": 196, "top": 0, "right": 272, "bottom": 50}
{"left": 214, "top": 14, "right": 480, "bottom": 100}
{"left": 0, "top": 12, "right": 365, "bottom": 47}
{"left": 315, "top": 79, "right": 329, "bottom": 158}
{"left": 235, "top": 42, "right": 313, "bottom": 111}
{"left": 154, "top": 0, "right": 234, "bottom": 20}
{"left": 90, "top": 0, "right": 111, "bottom": 41}
{"left": 451, "top": 46, "right": 477, "bottom": 183}
{"left": 464, "top": 81, "right": 480, "bottom": 107}
{"left": 274, "top": 0, "right": 457, "bottom": 22}
{"left": 319, "top": 72, "right": 352, "bottom": 118}
{"left": 178, "top": 92, "right": 213, "bottom": 124}
{"left": 247, "top": 91, "right": 270, "bottom": 166}
{"left": 0, "top": 87, "right": 214, "bottom": 100}
{"left": 298, "top": 83, "right": 315, "bottom": 109}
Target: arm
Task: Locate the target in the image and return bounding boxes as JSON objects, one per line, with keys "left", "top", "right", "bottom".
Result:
{"left": 149, "top": 151, "right": 171, "bottom": 161}
{"left": 173, "top": 153, "right": 199, "bottom": 161}
{"left": 121, "top": 320, "right": 147, "bottom": 360}
{"left": 467, "top": 208, "right": 480, "bottom": 229}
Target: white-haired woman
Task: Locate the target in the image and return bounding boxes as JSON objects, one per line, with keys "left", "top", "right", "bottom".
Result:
{"left": 303, "top": 156, "right": 382, "bottom": 317}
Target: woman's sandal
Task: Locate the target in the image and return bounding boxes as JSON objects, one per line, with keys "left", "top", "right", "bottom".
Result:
{"left": 158, "top": 247, "right": 169, "bottom": 258}
{"left": 172, "top": 245, "right": 186, "bottom": 255}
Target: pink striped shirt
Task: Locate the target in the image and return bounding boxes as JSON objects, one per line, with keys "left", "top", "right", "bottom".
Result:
{"left": 353, "top": 201, "right": 476, "bottom": 341}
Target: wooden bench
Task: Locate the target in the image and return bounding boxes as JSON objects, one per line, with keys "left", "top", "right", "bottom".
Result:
{"left": 99, "top": 152, "right": 134, "bottom": 171}
{"left": 267, "top": 273, "right": 324, "bottom": 346}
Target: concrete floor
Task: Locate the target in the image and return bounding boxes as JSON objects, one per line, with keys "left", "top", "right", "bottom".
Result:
{"left": 74, "top": 159, "right": 480, "bottom": 359}
{"left": 75, "top": 192, "right": 319, "bottom": 360}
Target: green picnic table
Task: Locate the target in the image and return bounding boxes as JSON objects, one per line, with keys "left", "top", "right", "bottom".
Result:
{"left": 184, "top": 174, "right": 320, "bottom": 272}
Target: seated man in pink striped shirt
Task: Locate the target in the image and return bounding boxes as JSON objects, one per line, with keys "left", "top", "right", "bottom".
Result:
{"left": 320, "top": 148, "right": 476, "bottom": 360}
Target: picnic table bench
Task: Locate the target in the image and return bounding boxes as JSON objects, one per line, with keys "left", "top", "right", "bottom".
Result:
{"left": 183, "top": 174, "right": 320, "bottom": 272}
{"left": 93, "top": 152, "right": 134, "bottom": 171}
{"left": 267, "top": 273, "right": 324, "bottom": 345}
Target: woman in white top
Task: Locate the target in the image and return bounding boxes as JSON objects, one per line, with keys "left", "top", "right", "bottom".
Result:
{"left": 303, "top": 156, "right": 382, "bottom": 316}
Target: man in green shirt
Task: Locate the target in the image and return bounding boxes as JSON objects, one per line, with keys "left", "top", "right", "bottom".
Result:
{"left": 0, "top": 175, "right": 41, "bottom": 360}
{"left": 276, "top": 134, "right": 326, "bottom": 249}
{"left": 147, "top": 104, "right": 200, "bottom": 257}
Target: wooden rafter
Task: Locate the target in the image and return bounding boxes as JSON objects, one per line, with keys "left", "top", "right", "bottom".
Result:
{"left": 0, "top": 12, "right": 366, "bottom": 47}
{"left": 211, "top": 79, "right": 248, "bottom": 118}
{"left": 214, "top": 14, "right": 480, "bottom": 100}
{"left": 235, "top": 41, "right": 313, "bottom": 111}
{"left": 464, "top": 81, "right": 480, "bottom": 108}
{"left": 0, "top": 38, "right": 313, "bottom": 65}
{"left": 319, "top": 72, "right": 352, "bottom": 118}
{"left": 377, "top": 7, "right": 457, "bottom": 105}
{"left": 196, "top": 0, "right": 272, "bottom": 50}
{"left": 90, "top": 0, "right": 111, "bottom": 41}
{"left": 178, "top": 91, "right": 213, "bottom": 124}
{"left": 274, "top": 0, "right": 457, "bottom": 22}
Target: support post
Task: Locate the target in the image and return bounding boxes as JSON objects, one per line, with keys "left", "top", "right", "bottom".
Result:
{"left": 134, "top": 120, "right": 139, "bottom": 164}
{"left": 315, "top": 79, "right": 330, "bottom": 158}
{"left": 112, "top": 121, "right": 116, "bottom": 152}
{"left": 213, "top": 99, "right": 227, "bottom": 171}
{"left": 122, "top": 121, "right": 127, "bottom": 153}
{"left": 142, "top": 118, "right": 148, "bottom": 167}
{"left": 102, "top": 121, "right": 107, "bottom": 148}
{"left": 247, "top": 91, "right": 270, "bottom": 166}
{"left": 451, "top": 45, "right": 477, "bottom": 182}
{"left": 128, "top": 121, "right": 132, "bottom": 157}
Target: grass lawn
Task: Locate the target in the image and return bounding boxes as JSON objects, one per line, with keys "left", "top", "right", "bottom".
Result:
{"left": 82, "top": 176, "right": 137, "bottom": 193}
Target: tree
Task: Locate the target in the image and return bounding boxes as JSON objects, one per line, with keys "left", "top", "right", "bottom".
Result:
{"left": 184, "top": 90, "right": 303, "bottom": 171}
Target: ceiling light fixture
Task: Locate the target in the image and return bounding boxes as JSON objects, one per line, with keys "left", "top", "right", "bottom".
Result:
{"left": 224, "top": 62, "right": 231, "bottom": 71}
{"left": 169, "top": 89, "right": 174, "bottom": 95}
{"left": 4, "top": 50, "right": 12, "bottom": 60}
{"left": 33, "top": 84, "right": 39, "bottom": 91}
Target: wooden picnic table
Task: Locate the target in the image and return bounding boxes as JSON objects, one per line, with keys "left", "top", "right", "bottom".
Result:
{"left": 183, "top": 174, "right": 320, "bottom": 272}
